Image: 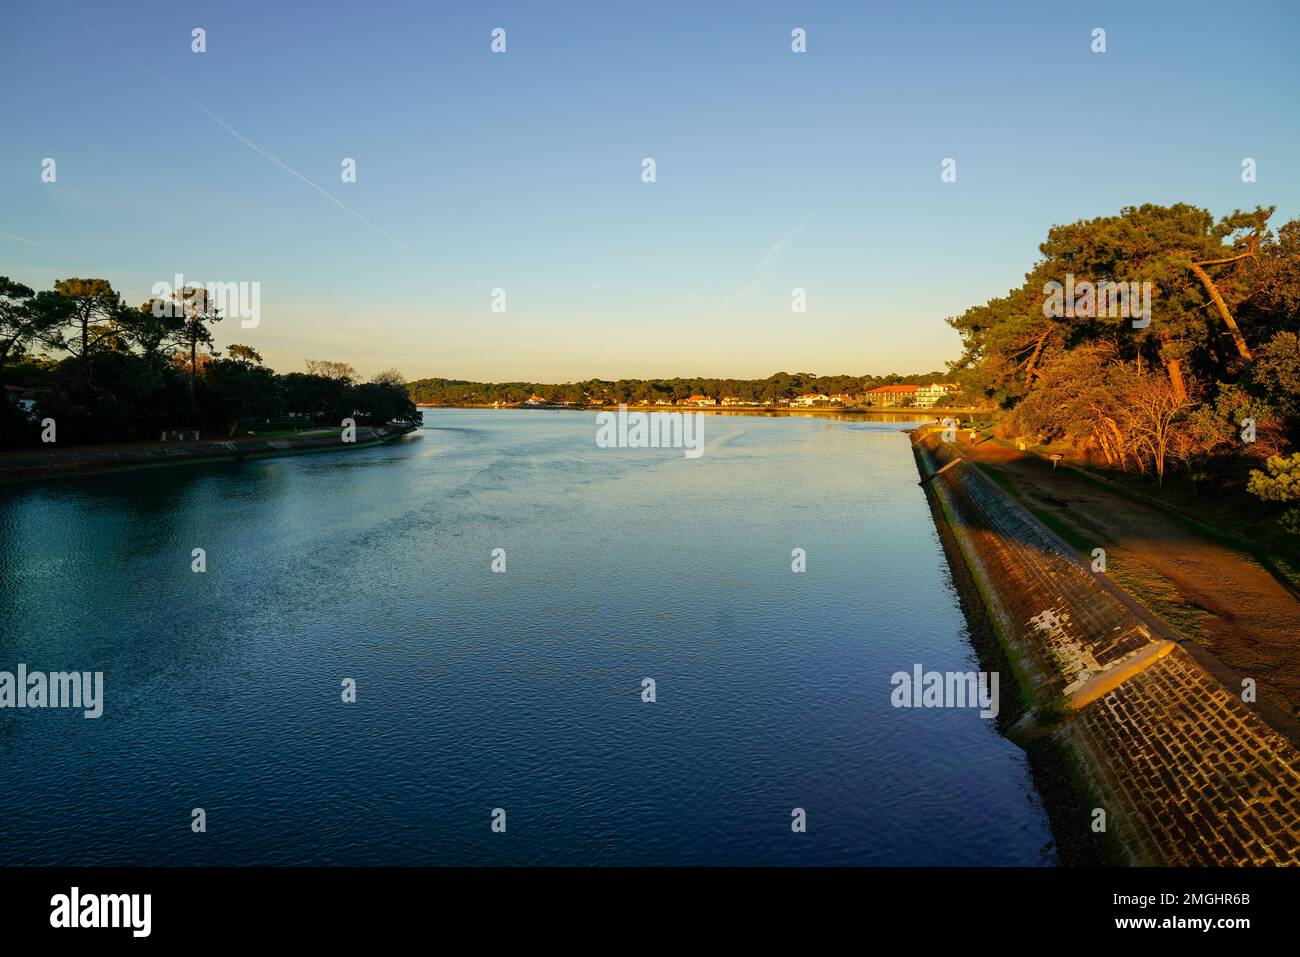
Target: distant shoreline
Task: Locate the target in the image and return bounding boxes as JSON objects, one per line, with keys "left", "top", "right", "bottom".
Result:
{"left": 417, "top": 403, "right": 989, "bottom": 417}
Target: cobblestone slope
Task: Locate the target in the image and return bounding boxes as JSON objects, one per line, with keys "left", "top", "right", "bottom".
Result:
{"left": 915, "top": 431, "right": 1300, "bottom": 865}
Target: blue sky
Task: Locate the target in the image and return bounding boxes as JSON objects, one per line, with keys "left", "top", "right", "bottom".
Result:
{"left": 2, "top": 0, "right": 1298, "bottom": 381}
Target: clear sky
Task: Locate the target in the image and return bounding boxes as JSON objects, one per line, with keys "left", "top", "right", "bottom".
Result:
{"left": 3, "top": 0, "right": 1299, "bottom": 381}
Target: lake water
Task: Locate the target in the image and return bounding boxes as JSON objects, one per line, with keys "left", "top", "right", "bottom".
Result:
{"left": 0, "top": 409, "right": 1052, "bottom": 865}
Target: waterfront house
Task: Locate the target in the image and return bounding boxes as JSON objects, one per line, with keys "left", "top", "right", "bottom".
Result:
{"left": 4, "top": 384, "right": 37, "bottom": 421}
{"left": 792, "top": 393, "right": 830, "bottom": 407}
{"left": 682, "top": 395, "right": 717, "bottom": 407}
{"left": 721, "top": 396, "right": 745, "bottom": 406}
{"left": 828, "top": 393, "right": 856, "bottom": 405}
{"left": 864, "top": 385, "right": 919, "bottom": 407}
{"left": 913, "top": 382, "right": 960, "bottom": 408}
{"left": 523, "top": 394, "right": 549, "bottom": 406}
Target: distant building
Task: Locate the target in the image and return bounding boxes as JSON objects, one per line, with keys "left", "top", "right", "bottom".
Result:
{"left": 523, "top": 394, "right": 549, "bottom": 406}
{"left": 4, "top": 384, "right": 36, "bottom": 420}
{"left": 828, "top": 393, "right": 856, "bottom": 405}
{"left": 721, "top": 396, "right": 745, "bottom": 406}
{"left": 681, "top": 395, "right": 717, "bottom": 407}
{"left": 792, "top": 393, "right": 830, "bottom": 407}
{"left": 914, "top": 383, "right": 960, "bottom": 408}
{"left": 864, "top": 385, "right": 919, "bottom": 407}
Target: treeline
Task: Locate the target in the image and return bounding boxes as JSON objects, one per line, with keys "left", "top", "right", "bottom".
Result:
{"left": 0, "top": 277, "right": 418, "bottom": 449}
{"left": 947, "top": 202, "right": 1300, "bottom": 523}
{"left": 407, "top": 371, "right": 952, "bottom": 406}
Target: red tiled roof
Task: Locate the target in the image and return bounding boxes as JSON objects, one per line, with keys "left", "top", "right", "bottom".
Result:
{"left": 866, "top": 385, "right": 919, "bottom": 393}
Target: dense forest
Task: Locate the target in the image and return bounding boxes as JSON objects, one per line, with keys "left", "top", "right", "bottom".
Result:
{"left": 947, "top": 202, "right": 1300, "bottom": 526}
{"left": 0, "top": 277, "right": 418, "bottom": 450}
{"left": 406, "top": 371, "right": 954, "bottom": 407}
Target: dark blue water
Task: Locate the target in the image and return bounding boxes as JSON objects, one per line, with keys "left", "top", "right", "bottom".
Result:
{"left": 0, "top": 410, "right": 1052, "bottom": 864}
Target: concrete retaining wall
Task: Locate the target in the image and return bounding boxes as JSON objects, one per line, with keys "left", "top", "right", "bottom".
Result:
{"left": 914, "top": 429, "right": 1300, "bottom": 865}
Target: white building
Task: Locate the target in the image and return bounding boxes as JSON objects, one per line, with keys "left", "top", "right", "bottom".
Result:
{"left": 4, "top": 384, "right": 37, "bottom": 421}
{"left": 792, "top": 393, "right": 829, "bottom": 407}
{"left": 914, "top": 383, "right": 960, "bottom": 408}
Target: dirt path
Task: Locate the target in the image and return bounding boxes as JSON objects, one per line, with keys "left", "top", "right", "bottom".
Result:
{"left": 952, "top": 433, "right": 1300, "bottom": 743}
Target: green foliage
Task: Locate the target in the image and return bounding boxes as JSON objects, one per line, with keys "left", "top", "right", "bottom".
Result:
{"left": 53, "top": 277, "right": 122, "bottom": 360}
{"left": 226, "top": 343, "right": 264, "bottom": 365}
{"left": 1247, "top": 454, "right": 1300, "bottom": 534}
{"left": 348, "top": 381, "right": 419, "bottom": 425}
{"left": 0, "top": 278, "right": 70, "bottom": 376}
{"left": 1250, "top": 332, "right": 1300, "bottom": 425}
{"left": 406, "top": 370, "right": 955, "bottom": 406}
{"left": 1247, "top": 454, "right": 1300, "bottom": 503}
{"left": 0, "top": 277, "right": 414, "bottom": 449}
{"left": 948, "top": 202, "right": 1300, "bottom": 505}
{"left": 947, "top": 203, "right": 1280, "bottom": 407}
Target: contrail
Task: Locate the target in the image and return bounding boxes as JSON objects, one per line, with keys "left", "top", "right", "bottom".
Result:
{"left": 0, "top": 232, "right": 46, "bottom": 248}
{"left": 756, "top": 210, "right": 816, "bottom": 272}
{"left": 709, "top": 210, "right": 818, "bottom": 319}
{"left": 84, "top": 24, "right": 408, "bottom": 252}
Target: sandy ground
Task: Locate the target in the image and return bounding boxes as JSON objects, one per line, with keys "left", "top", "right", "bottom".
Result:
{"left": 953, "top": 433, "right": 1300, "bottom": 744}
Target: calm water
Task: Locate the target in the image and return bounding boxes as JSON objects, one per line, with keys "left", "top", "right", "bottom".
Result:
{"left": 0, "top": 410, "right": 1052, "bottom": 865}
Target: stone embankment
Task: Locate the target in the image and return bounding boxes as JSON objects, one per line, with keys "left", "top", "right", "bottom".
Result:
{"left": 914, "top": 428, "right": 1300, "bottom": 865}
{"left": 0, "top": 424, "right": 417, "bottom": 481}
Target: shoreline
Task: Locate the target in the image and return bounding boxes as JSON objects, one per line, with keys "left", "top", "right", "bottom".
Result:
{"left": 0, "top": 424, "right": 419, "bottom": 483}
{"left": 914, "top": 444, "right": 1091, "bottom": 866}
{"left": 417, "top": 403, "right": 989, "bottom": 418}
{"left": 910, "top": 425, "right": 1300, "bottom": 865}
